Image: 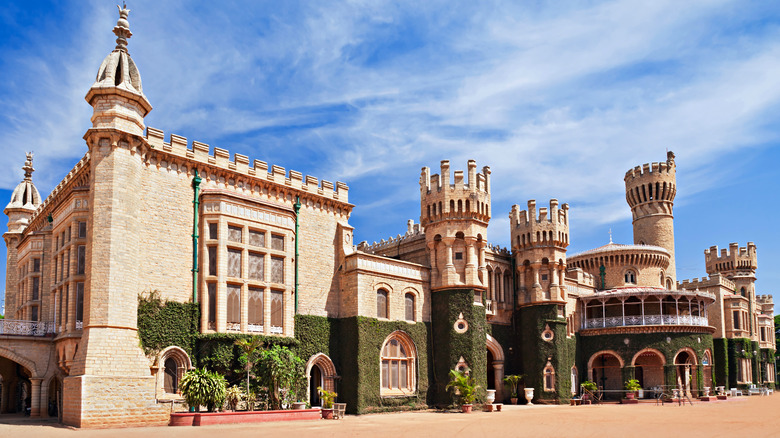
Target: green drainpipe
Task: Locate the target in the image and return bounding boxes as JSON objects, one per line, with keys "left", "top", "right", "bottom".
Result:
{"left": 191, "top": 170, "right": 202, "bottom": 303}
{"left": 294, "top": 196, "right": 301, "bottom": 314}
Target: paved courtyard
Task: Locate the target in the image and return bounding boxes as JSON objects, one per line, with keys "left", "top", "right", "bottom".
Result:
{"left": 1, "top": 396, "right": 778, "bottom": 438}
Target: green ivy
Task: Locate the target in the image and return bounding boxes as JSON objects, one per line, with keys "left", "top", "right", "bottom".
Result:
{"left": 137, "top": 291, "right": 199, "bottom": 357}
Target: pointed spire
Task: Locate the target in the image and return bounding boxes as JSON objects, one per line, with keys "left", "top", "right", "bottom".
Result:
{"left": 608, "top": 228, "right": 612, "bottom": 244}
{"left": 113, "top": 3, "right": 133, "bottom": 53}
{"left": 22, "top": 152, "right": 34, "bottom": 181}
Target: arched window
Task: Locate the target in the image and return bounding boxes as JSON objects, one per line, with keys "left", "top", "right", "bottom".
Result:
{"left": 405, "top": 293, "right": 415, "bottom": 321}
{"left": 624, "top": 270, "right": 636, "bottom": 284}
{"left": 164, "top": 358, "right": 178, "bottom": 394}
{"left": 543, "top": 361, "right": 555, "bottom": 392}
{"left": 740, "top": 287, "right": 746, "bottom": 297}
{"left": 377, "top": 289, "right": 388, "bottom": 319}
{"left": 381, "top": 332, "right": 416, "bottom": 395}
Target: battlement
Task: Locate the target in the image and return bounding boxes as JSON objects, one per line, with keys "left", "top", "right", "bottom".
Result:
{"left": 362, "top": 219, "right": 424, "bottom": 253}
{"left": 624, "top": 151, "right": 676, "bottom": 181}
{"left": 419, "top": 159, "right": 491, "bottom": 227}
{"left": 677, "top": 274, "right": 735, "bottom": 292}
{"left": 704, "top": 242, "right": 757, "bottom": 274}
{"left": 756, "top": 294, "right": 773, "bottom": 304}
{"left": 510, "top": 199, "right": 569, "bottom": 250}
{"left": 145, "top": 127, "right": 349, "bottom": 203}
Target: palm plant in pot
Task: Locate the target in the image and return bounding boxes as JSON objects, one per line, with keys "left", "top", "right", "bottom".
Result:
{"left": 446, "top": 368, "right": 480, "bottom": 413}
{"left": 580, "top": 380, "right": 598, "bottom": 402}
{"left": 503, "top": 374, "right": 526, "bottom": 405}
{"left": 624, "top": 379, "right": 641, "bottom": 400}
{"left": 317, "top": 387, "right": 337, "bottom": 419}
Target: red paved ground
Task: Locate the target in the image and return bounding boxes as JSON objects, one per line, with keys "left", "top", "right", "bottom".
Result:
{"left": 1, "top": 395, "right": 777, "bottom": 437}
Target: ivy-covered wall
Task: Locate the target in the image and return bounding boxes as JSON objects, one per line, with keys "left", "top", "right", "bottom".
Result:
{"left": 293, "top": 314, "right": 430, "bottom": 414}
{"left": 713, "top": 338, "right": 728, "bottom": 388}
{"left": 194, "top": 333, "right": 298, "bottom": 384}
{"left": 430, "top": 289, "right": 487, "bottom": 407}
{"left": 578, "top": 331, "right": 714, "bottom": 393}
{"left": 517, "top": 304, "right": 575, "bottom": 403}
{"left": 137, "top": 293, "right": 199, "bottom": 357}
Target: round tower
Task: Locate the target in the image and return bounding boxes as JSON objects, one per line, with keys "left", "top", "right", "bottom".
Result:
{"left": 624, "top": 151, "right": 677, "bottom": 286}
{"left": 3, "top": 153, "right": 42, "bottom": 318}
{"left": 420, "top": 159, "right": 491, "bottom": 290}
{"left": 510, "top": 199, "right": 569, "bottom": 304}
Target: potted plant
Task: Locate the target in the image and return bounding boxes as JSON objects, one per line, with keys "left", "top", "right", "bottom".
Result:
{"left": 224, "top": 385, "right": 243, "bottom": 411}
{"left": 179, "top": 368, "right": 227, "bottom": 412}
{"left": 446, "top": 368, "right": 480, "bottom": 413}
{"left": 624, "top": 379, "right": 641, "bottom": 400}
{"left": 503, "top": 374, "right": 525, "bottom": 404}
{"left": 580, "top": 380, "right": 598, "bottom": 401}
{"left": 317, "top": 387, "right": 337, "bottom": 419}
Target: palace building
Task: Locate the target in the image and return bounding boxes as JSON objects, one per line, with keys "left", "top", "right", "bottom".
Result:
{"left": 1, "top": 7, "right": 776, "bottom": 427}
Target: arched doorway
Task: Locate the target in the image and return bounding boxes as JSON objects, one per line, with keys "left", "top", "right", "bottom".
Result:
{"left": 588, "top": 351, "right": 624, "bottom": 399}
{"left": 305, "top": 353, "right": 338, "bottom": 407}
{"left": 309, "top": 365, "right": 322, "bottom": 406}
{"left": 486, "top": 334, "right": 505, "bottom": 402}
{"left": 46, "top": 376, "right": 61, "bottom": 419}
{"left": 632, "top": 349, "right": 665, "bottom": 391}
{"left": 674, "top": 349, "right": 697, "bottom": 397}
{"left": 702, "top": 350, "right": 713, "bottom": 389}
{"left": 0, "top": 354, "right": 34, "bottom": 414}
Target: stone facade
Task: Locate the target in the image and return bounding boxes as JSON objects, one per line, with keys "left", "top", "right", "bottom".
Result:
{"left": 1, "top": 7, "right": 776, "bottom": 427}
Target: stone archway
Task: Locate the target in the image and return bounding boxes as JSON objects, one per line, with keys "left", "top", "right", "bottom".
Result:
{"left": 588, "top": 351, "right": 624, "bottom": 398}
{"left": 305, "top": 353, "right": 337, "bottom": 407}
{"left": 0, "top": 348, "right": 40, "bottom": 416}
{"left": 486, "top": 334, "right": 505, "bottom": 402}
{"left": 674, "top": 348, "right": 697, "bottom": 397}
{"left": 631, "top": 348, "right": 665, "bottom": 390}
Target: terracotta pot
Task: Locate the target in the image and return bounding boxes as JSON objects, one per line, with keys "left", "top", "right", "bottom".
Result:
{"left": 510, "top": 397, "right": 518, "bottom": 405}
{"left": 626, "top": 392, "right": 635, "bottom": 400}
{"left": 321, "top": 408, "right": 334, "bottom": 419}
{"left": 462, "top": 404, "right": 473, "bottom": 413}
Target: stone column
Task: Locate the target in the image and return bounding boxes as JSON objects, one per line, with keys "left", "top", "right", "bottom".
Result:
{"left": 493, "top": 361, "right": 505, "bottom": 402}
{"left": 30, "top": 378, "right": 42, "bottom": 417}
{"left": 427, "top": 241, "right": 438, "bottom": 288}
{"left": 558, "top": 264, "right": 566, "bottom": 300}
{"left": 517, "top": 265, "right": 527, "bottom": 304}
{"left": 464, "top": 237, "right": 477, "bottom": 286}
{"left": 531, "top": 262, "right": 542, "bottom": 301}
{"left": 442, "top": 237, "right": 456, "bottom": 285}
{"left": 477, "top": 240, "right": 487, "bottom": 284}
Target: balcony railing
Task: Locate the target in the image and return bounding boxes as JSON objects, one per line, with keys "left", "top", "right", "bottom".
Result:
{"left": 0, "top": 320, "right": 55, "bottom": 336}
{"left": 485, "top": 299, "right": 496, "bottom": 316}
{"left": 584, "top": 315, "right": 709, "bottom": 329}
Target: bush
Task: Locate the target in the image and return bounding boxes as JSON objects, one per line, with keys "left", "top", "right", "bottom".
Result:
{"left": 256, "top": 345, "right": 306, "bottom": 410}
{"left": 180, "top": 368, "right": 227, "bottom": 412}
{"left": 446, "top": 368, "right": 479, "bottom": 406}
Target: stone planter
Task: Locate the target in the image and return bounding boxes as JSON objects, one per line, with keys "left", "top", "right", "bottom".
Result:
{"left": 524, "top": 388, "right": 534, "bottom": 405}
{"left": 486, "top": 389, "right": 496, "bottom": 404}
{"left": 461, "top": 404, "right": 473, "bottom": 413}
{"left": 292, "top": 402, "right": 307, "bottom": 410}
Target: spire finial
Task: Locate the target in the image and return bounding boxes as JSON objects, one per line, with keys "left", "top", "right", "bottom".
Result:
{"left": 608, "top": 228, "right": 612, "bottom": 244}
{"left": 22, "top": 152, "right": 34, "bottom": 181}
{"left": 113, "top": 3, "right": 133, "bottom": 53}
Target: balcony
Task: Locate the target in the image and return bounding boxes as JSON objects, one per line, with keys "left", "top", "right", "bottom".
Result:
{"left": 485, "top": 299, "right": 497, "bottom": 316}
{"left": 0, "top": 319, "right": 55, "bottom": 337}
{"left": 584, "top": 315, "right": 709, "bottom": 329}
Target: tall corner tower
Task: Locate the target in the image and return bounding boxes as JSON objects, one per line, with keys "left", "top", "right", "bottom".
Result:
{"left": 64, "top": 6, "right": 166, "bottom": 428}
{"left": 624, "top": 151, "right": 677, "bottom": 285}
{"left": 420, "top": 159, "right": 491, "bottom": 406}
{"left": 510, "top": 199, "right": 569, "bottom": 305}
{"left": 420, "top": 159, "right": 491, "bottom": 290}
{"left": 3, "top": 153, "right": 42, "bottom": 317}
{"left": 705, "top": 242, "right": 758, "bottom": 334}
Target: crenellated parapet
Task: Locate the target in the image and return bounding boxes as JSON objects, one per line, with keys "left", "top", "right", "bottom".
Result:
{"left": 363, "top": 220, "right": 424, "bottom": 253}
{"left": 705, "top": 242, "right": 757, "bottom": 275}
{"left": 144, "top": 127, "right": 349, "bottom": 205}
{"left": 419, "top": 159, "right": 491, "bottom": 228}
{"left": 624, "top": 151, "right": 676, "bottom": 219}
{"left": 677, "top": 274, "right": 735, "bottom": 292}
{"left": 510, "top": 199, "right": 569, "bottom": 251}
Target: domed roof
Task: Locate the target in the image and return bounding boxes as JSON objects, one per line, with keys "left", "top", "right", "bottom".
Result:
{"left": 89, "top": 5, "right": 147, "bottom": 101}
{"left": 5, "top": 152, "right": 42, "bottom": 213}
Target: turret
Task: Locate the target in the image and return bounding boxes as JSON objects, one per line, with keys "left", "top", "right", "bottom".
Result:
{"left": 624, "top": 151, "right": 677, "bottom": 286}
{"left": 420, "top": 160, "right": 491, "bottom": 290}
{"left": 510, "top": 199, "right": 569, "bottom": 304}
{"left": 4, "top": 153, "right": 43, "bottom": 318}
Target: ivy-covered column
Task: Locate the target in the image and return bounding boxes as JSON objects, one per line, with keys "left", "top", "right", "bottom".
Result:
{"left": 431, "top": 289, "right": 487, "bottom": 407}
{"left": 664, "top": 364, "right": 677, "bottom": 388}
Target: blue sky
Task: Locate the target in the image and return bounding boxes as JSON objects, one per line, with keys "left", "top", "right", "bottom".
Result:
{"left": 1, "top": 1, "right": 779, "bottom": 314}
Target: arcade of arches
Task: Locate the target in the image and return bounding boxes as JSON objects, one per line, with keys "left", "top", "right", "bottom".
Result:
{"left": 587, "top": 348, "right": 713, "bottom": 399}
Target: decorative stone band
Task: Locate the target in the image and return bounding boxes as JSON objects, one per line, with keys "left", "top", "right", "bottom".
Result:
{"left": 580, "top": 324, "right": 715, "bottom": 336}
{"left": 343, "top": 253, "right": 429, "bottom": 281}
{"left": 0, "top": 320, "right": 55, "bottom": 336}
{"left": 202, "top": 201, "right": 295, "bottom": 230}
